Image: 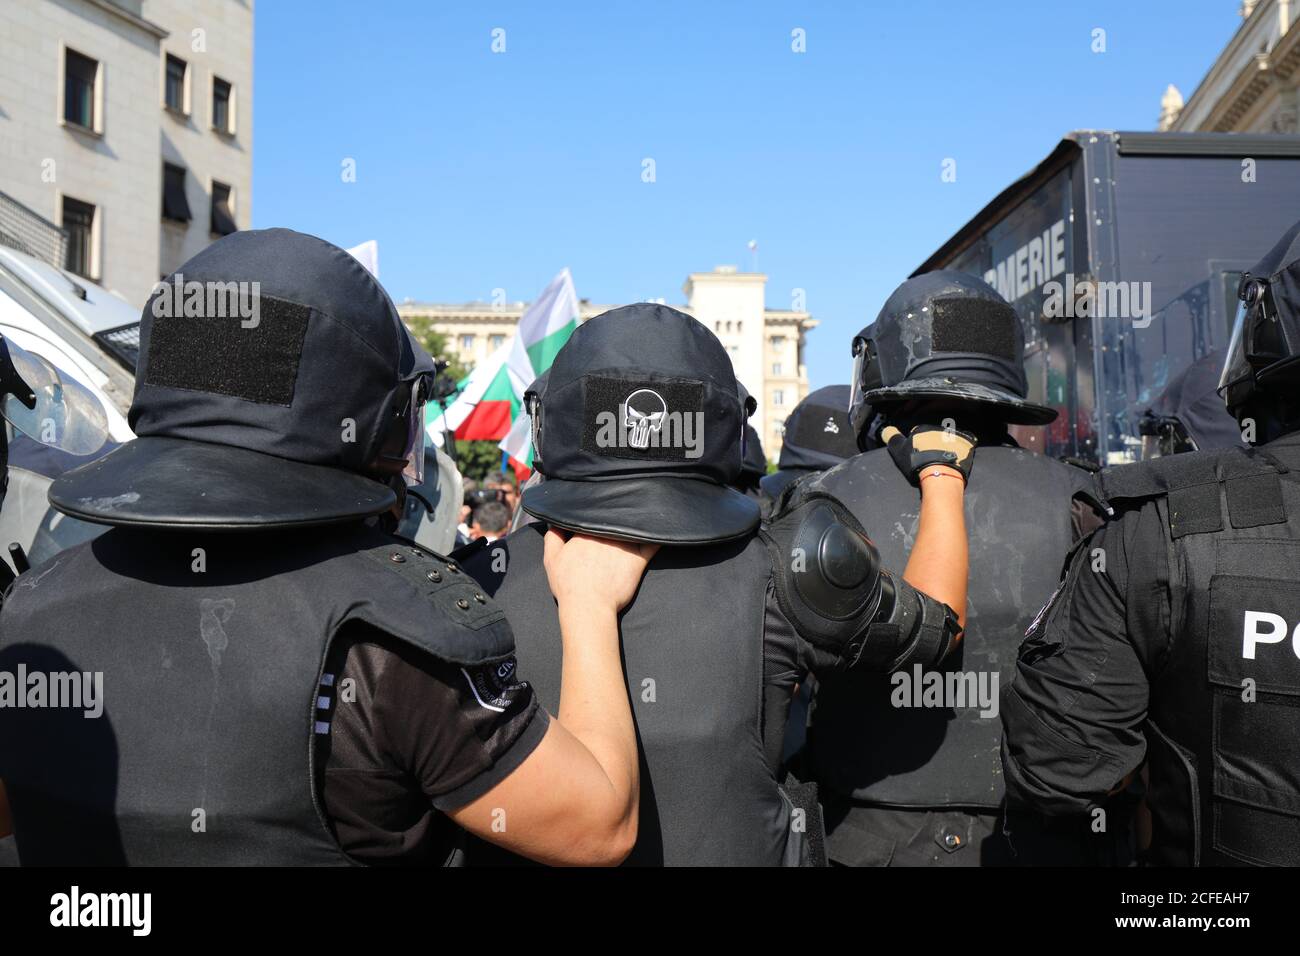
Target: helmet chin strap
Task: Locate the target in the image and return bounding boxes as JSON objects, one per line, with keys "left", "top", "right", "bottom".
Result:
{"left": 374, "top": 474, "right": 407, "bottom": 534}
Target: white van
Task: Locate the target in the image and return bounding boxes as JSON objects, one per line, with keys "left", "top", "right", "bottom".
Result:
{"left": 0, "top": 245, "right": 138, "bottom": 440}
{"left": 0, "top": 245, "right": 140, "bottom": 563}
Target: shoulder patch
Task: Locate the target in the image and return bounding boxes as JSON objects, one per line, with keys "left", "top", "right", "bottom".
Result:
{"left": 461, "top": 658, "right": 528, "bottom": 713}
{"left": 362, "top": 541, "right": 507, "bottom": 632}
{"left": 1098, "top": 447, "right": 1286, "bottom": 538}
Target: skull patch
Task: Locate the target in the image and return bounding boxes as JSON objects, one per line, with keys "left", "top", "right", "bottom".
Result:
{"left": 623, "top": 388, "right": 668, "bottom": 449}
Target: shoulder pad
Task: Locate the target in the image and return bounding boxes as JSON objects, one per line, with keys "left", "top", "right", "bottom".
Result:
{"left": 1097, "top": 447, "right": 1285, "bottom": 538}
{"left": 763, "top": 489, "right": 884, "bottom": 664}
{"left": 758, "top": 468, "right": 803, "bottom": 506}
{"left": 354, "top": 536, "right": 515, "bottom": 662}
{"left": 763, "top": 468, "right": 821, "bottom": 523}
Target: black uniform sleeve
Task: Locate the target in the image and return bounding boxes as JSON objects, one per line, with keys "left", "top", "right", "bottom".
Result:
{"left": 1000, "top": 505, "right": 1160, "bottom": 817}
{"left": 762, "top": 581, "right": 803, "bottom": 773}
{"left": 317, "top": 622, "right": 549, "bottom": 861}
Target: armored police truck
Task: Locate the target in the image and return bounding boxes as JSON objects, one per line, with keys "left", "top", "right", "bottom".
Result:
{"left": 914, "top": 130, "right": 1300, "bottom": 465}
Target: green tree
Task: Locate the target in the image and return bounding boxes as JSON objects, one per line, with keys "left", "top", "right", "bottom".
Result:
{"left": 404, "top": 315, "right": 468, "bottom": 382}
{"left": 454, "top": 439, "right": 507, "bottom": 483}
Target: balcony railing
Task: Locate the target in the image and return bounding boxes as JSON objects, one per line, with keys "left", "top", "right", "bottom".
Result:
{"left": 0, "top": 190, "right": 68, "bottom": 271}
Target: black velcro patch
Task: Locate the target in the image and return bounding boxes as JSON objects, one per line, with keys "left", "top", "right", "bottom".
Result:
{"left": 144, "top": 294, "right": 311, "bottom": 406}
{"left": 580, "top": 376, "right": 705, "bottom": 462}
{"left": 1168, "top": 483, "right": 1224, "bottom": 539}
{"left": 1226, "top": 473, "right": 1285, "bottom": 529}
{"left": 930, "top": 297, "right": 1018, "bottom": 360}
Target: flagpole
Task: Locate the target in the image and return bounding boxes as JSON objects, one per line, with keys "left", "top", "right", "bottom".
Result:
{"left": 429, "top": 359, "right": 459, "bottom": 465}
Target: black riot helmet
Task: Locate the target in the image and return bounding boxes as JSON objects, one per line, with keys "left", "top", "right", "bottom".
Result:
{"left": 1219, "top": 218, "right": 1300, "bottom": 425}
{"left": 778, "top": 384, "right": 858, "bottom": 468}
{"left": 849, "top": 271, "right": 1056, "bottom": 439}
{"left": 521, "top": 303, "right": 758, "bottom": 546}
{"left": 50, "top": 228, "right": 435, "bottom": 531}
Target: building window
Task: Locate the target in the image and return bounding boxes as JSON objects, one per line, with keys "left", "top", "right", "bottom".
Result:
{"left": 210, "top": 181, "right": 237, "bottom": 236}
{"left": 165, "top": 54, "right": 188, "bottom": 113}
{"left": 770, "top": 335, "right": 786, "bottom": 351}
{"left": 736, "top": 321, "right": 743, "bottom": 333}
{"left": 64, "top": 48, "right": 98, "bottom": 130}
{"left": 62, "top": 196, "right": 96, "bottom": 278}
{"left": 489, "top": 334, "right": 506, "bottom": 351}
{"left": 772, "top": 362, "right": 783, "bottom": 376}
{"left": 212, "top": 77, "right": 233, "bottom": 134}
{"left": 773, "top": 389, "right": 785, "bottom": 407}
{"left": 460, "top": 334, "right": 475, "bottom": 352}
{"left": 162, "top": 163, "right": 192, "bottom": 222}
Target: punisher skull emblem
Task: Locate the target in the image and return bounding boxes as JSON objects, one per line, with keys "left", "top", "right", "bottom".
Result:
{"left": 623, "top": 388, "right": 668, "bottom": 448}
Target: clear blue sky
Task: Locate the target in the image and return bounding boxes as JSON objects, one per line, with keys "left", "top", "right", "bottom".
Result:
{"left": 252, "top": 1, "right": 1243, "bottom": 389}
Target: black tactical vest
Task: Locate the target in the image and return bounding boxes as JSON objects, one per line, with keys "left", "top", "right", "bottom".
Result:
{"left": 806, "top": 444, "right": 1092, "bottom": 808}
{"left": 463, "top": 523, "right": 805, "bottom": 866}
{"left": 0, "top": 524, "right": 514, "bottom": 866}
{"left": 1099, "top": 440, "right": 1300, "bottom": 866}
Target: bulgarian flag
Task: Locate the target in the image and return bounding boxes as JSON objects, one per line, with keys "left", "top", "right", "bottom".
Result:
{"left": 426, "top": 269, "right": 579, "bottom": 477}
{"left": 498, "top": 269, "right": 579, "bottom": 477}
{"left": 426, "top": 342, "right": 521, "bottom": 444}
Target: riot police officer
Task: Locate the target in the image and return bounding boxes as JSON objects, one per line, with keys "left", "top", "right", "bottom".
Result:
{"left": 760, "top": 384, "right": 859, "bottom": 502}
{"left": 0, "top": 228, "right": 650, "bottom": 866}
{"left": 1002, "top": 218, "right": 1300, "bottom": 867}
{"left": 803, "top": 271, "right": 1111, "bottom": 866}
{"left": 461, "top": 302, "right": 970, "bottom": 866}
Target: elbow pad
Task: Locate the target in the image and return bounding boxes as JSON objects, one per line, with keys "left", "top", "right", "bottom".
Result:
{"left": 763, "top": 488, "right": 960, "bottom": 672}
{"left": 866, "top": 577, "right": 961, "bottom": 671}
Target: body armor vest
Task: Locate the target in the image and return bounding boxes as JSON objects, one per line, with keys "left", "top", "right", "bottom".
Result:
{"left": 807, "top": 444, "right": 1092, "bottom": 808}
{"left": 0, "top": 524, "right": 513, "bottom": 865}
{"left": 1100, "top": 441, "right": 1300, "bottom": 866}
{"left": 464, "top": 523, "right": 804, "bottom": 866}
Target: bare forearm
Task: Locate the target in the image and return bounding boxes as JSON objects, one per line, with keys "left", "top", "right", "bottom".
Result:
{"left": 556, "top": 602, "right": 639, "bottom": 812}
{"left": 448, "top": 604, "right": 640, "bottom": 865}
{"left": 903, "top": 475, "right": 967, "bottom": 631}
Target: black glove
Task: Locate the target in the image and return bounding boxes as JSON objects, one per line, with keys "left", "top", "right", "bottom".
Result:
{"left": 881, "top": 424, "right": 977, "bottom": 486}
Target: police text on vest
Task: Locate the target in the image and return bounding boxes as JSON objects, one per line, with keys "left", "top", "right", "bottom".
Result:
{"left": 1241, "top": 610, "right": 1300, "bottom": 659}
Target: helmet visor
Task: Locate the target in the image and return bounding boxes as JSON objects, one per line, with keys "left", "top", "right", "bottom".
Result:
{"left": 1218, "top": 294, "right": 1250, "bottom": 393}
{"left": 400, "top": 376, "right": 430, "bottom": 486}
{"left": 1219, "top": 273, "right": 1287, "bottom": 394}
{"left": 849, "top": 337, "right": 879, "bottom": 416}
